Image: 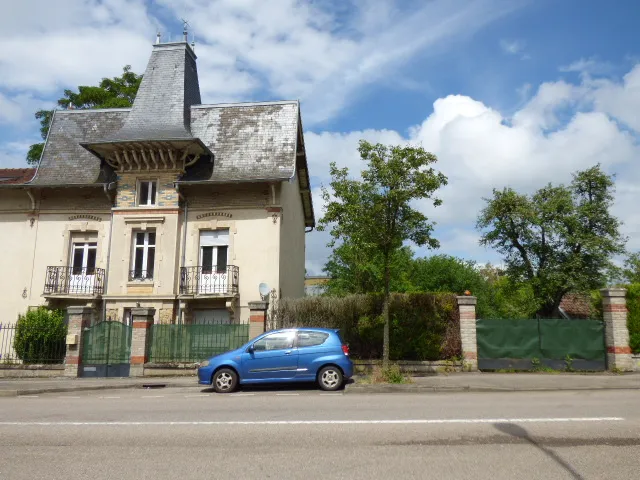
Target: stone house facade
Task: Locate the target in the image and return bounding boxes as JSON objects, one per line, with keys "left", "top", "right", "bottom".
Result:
{"left": 0, "top": 39, "right": 314, "bottom": 329}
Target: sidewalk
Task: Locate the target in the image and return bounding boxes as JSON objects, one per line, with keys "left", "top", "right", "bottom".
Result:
{"left": 1, "top": 372, "right": 639, "bottom": 396}
{"left": 346, "top": 372, "right": 640, "bottom": 393}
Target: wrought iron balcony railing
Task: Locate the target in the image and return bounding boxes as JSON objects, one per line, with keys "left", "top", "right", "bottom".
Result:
{"left": 44, "top": 266, "right": 105, "bottom": 296}
{"left": 180, "top": 265, "right": 239, "bottom": 296}
{"left": 128, "top": 269, "right": 154, "bottom": 281}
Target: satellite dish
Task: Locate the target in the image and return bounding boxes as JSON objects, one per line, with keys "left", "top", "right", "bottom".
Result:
{"left": 259, "top": 283, "right": 270, "bottom": 298}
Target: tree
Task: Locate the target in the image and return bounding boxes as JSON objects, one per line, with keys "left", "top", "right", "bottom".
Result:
{"left": 319, "top": 140, "right": 447, "bottom": 365}
{"left": 623, "top": 253, "right": 640, "bottom": 283}
{"left": 323, "top": 244, "right": 415, "bottom": 295}
{"left": 477, "top": 165, "right": 626, "bottom": 317}
{"left": 26, "top": 65, "right": 142, "bottom": 165}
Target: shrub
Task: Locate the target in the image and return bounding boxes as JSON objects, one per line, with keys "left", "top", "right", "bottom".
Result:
{"left": 626, "top": 284, "right": 640, "bottom": 354}
{"left": 272, "top": 292, "right": 460, "bottom": 361}
{"left": 14, "top": 307, "right": 67, "bottom": 364}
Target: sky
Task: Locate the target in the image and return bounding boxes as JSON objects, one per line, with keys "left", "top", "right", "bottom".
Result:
{"left": 0, "top": 0, "right": 639, "bottom": 275}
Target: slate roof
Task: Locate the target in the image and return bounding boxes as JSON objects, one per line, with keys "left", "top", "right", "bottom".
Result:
{"left": 99, "top": 43, "right": 201, "bottom": 143}
{"left": 29, "top": 109, "right": 128, "bottom": 186}
{"left": 184, "top": 101, "right": 299, "bottom": 182}
{"left": 0, "top": 168, "right": 35, "bottom": 185}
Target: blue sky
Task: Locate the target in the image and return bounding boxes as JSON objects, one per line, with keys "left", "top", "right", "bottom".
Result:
{"left": 1, "top": 0, "right": 639, "bottom": 274}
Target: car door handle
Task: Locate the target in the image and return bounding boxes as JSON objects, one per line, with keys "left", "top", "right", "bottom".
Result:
{"left": 284, "top": 350, "right": 293, "bottom": 355}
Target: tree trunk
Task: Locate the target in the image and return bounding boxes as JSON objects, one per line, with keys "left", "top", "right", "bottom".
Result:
{"left": 382, "top": 250, "right": 390, "bottom": 368}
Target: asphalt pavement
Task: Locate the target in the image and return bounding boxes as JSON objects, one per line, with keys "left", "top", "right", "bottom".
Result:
{"left": 1, "top": 388, "right": 639, "bottom": 479}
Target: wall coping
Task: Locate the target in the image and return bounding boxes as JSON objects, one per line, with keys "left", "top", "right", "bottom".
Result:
{"left": 66, "top": 306, "right": 94, "bottom": 315}
{"left": 248, "top": 300, "right": 269, "bottom": 311}
{"left": 456, "top": 296, "right": 477, "bottom": 306}
{"left": 600, "top": 288, "right": 627, "bottom": 298}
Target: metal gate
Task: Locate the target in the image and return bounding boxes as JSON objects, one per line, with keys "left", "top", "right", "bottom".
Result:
{"left": 476, "top": 318, "right": 606, "bottom": 371}
{"left": 81, "top": 321, "right": 132, "bottom": 377}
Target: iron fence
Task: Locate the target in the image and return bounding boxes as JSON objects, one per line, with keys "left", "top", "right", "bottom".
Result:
{"left": 44, "top": 266, "right": 105, "bottom": 295}
{"left": 179, "top": 265, "right": 239, "bottom": 295}
{"left": 0, "top": 322, "right": 67, "bottom": 364}
{"left": 148, "top": 323, "right": 249, "bottom": 363}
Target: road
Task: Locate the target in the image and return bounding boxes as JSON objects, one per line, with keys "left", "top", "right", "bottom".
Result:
{"left": 1, "top": 386, "right": 639, "bottom": 479}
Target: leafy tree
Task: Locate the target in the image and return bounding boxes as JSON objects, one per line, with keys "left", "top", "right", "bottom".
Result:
{"left": 26, "top": 65, "right": 142, "bottom": 165}
{"left": 319, "top": 140, "right": 447, "bottom": 365}
{"left": 477, "top": 165, "right": 626, "bottom": 317}
{"left": 324, "top": 244, "right": 415, "bottom": 295}
{"left": 623, "top": 253, "right": 640, "bottom": 283}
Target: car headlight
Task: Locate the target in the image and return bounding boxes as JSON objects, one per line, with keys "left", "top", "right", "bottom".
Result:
{"left": 199, "top": 360, "right": 210, "bottom": 368}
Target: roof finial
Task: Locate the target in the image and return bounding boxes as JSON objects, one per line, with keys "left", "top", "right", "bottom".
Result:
{"left": 156, "top": 31, "right": 161, "bottom": 44}
{"left": 182, "top": 18, "right": 189, "bottom": 42}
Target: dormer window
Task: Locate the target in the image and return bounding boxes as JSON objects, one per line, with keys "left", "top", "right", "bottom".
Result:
{"left": 138, "top": 180, "right": 157, "bottom": 206}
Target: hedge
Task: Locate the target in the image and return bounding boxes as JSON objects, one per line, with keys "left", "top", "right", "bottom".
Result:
{"left": 14, "top": 307, "right": 67, "bottom": 364}
{"left": 271, "top": 293, "right": 460, "bottom": 361}
{"left": 590, "top": 284, "right": 640, "bottom": 354}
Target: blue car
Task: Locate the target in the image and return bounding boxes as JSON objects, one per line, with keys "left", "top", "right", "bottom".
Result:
{"left": 197, "top": 328, "right": 353, "bottom": 393}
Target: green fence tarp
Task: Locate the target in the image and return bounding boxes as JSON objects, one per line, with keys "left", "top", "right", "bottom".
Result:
{"left": 477, "top": 318, "right": 605, "bottom": 361}
{"left": 539, "top": 318, "right": 605, "bottom": 361}
{"left": 82, "top": 321, "right": 132, "bottom": 364}
{"left": 477, "top": 319, "right": 541, "bottom": 359}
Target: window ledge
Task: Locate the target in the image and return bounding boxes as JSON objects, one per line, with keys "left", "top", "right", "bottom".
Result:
{"left": 127, "top": 281, "right": 154, "bottom": 286}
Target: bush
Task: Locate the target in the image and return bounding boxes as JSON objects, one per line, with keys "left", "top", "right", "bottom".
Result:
{"left": 272, "top": 293, "right": 460, "bottom": 361}
{"left": 14, "top": 307, "right": 67, "bottom": 364}
{"left": 626, "top": 284, "right": 640, "bottom": 354}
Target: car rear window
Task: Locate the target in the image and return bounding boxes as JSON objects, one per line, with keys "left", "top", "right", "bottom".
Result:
{"left": 297, "top": 331, "right": 330, "bottom": 348}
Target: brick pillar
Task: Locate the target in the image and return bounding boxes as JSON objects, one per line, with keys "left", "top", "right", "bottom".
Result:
{"left": 601, "top": 288, "right": 633, "bottom": 372}
{"left": 130, "top": 307, "right": 155, "bottom": 377}
{"left": 457, "top": 296, "right": 478, "bottom": 372}
{"left": 248, "top": 301, "right": 268, "bottom": 339}
{"left": 64, "top": 306, "right": 93, "bottom": 377}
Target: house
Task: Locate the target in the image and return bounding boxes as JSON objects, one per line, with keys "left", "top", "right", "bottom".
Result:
{"left": 304, "top": 275, "right": 330, "bottom": 296}
{"left": 0, "top": 38, "right": 314, "bottom": 328}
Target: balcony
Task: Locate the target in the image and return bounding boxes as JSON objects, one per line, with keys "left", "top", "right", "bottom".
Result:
{"left": 179, "top": 265, "right": 239, "bottom": 296}
{"left": 44, "top": 266, "right": 105, "bottom": 296}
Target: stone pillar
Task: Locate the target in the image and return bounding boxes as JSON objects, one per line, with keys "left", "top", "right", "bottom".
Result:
{"left": 130, "top": 307, "right": 155, "bottom": 377}
{"left": 601, "top": 288, "right": 633, "bottom": 372}
{"left": 248, "top": 301, "right": 268, "bottom": 340}
{"left": 457, "top": 296, "right": 478, "bottom": 372}
{"left": 64, "top": 306, "right": 93, "bottom": 377}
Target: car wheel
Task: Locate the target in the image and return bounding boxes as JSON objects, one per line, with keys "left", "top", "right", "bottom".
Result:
{"left": 317, "top": 366, "right": 343, "bottom": 391}
{"left": 212, "top": 368, "right": 238, "bottom": 393}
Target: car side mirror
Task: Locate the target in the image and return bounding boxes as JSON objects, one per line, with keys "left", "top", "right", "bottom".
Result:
{"left": 247, "top": 344, "right": 255, "bottom": 353}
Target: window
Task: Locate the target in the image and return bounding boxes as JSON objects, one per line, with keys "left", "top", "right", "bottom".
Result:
{"left": 131, "top": 231, "right": 155, "bottom": 280}
{"left": 71, "top": 242, "right": 97, "bottom": 275}
{"left": 137, "top": 180, "right": 157, "bottom": 206}
{"left": 199, "top": 230, "right": 229, "bottom": 274}
{"left": 252, "top": 331, "right": 295, "bottom": 352}
{"left": 297, "top": 331, "right": 329, "bottom": 348}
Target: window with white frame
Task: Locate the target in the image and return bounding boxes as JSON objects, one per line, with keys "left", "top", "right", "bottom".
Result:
{"left": 131, "top": 231, "right": 155, "bottom": 280}
{"left": 137, "top": 180, "right": 157, "bottom": 206}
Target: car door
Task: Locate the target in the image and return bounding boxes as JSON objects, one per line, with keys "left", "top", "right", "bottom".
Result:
{"left": 240, "top": 331, "right": 298, "bottom": 381}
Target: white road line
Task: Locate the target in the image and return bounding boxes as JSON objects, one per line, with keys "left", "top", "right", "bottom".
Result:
{"left": 21, "top": 395, "right": 39, "bottom": 398}
{"left": 141, "top": 395, "right": 165, "bottom": 398}
{"left": 184, "top": 394, "right": 209, "bottom": 398}
{"left": 276, "top": 393, "right": 299, "bottom": 396}
{"left": 0, "top": 417, "right": 624, "bottom": 427}
{"left": 99, "top": 396, "right": 120, "bottom": 399}
{"left": 229, "top": 393, "right": 255, "bottom": 396}
{"left": 320, "top": 393, "right": 343, "bottom": 396}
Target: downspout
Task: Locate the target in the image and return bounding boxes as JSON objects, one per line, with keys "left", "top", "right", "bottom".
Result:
{"left": 102, "top": 182, "right": 116, "bottom": 323}
{"left": 26, "top": 188, "right": 39, "bottom": 304}
{"left": 175, "top": 183, "right": 188, "bottom": 324}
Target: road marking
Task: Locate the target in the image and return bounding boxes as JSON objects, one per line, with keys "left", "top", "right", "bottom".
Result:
{"left": 0, "top": 417, "right": 624, "bottom": 427}
{"left": 184, "top": 394, "right": 209, "bottom": 398}
{"left": 276, "top": 393, "right": 299, "bottom": 396}
{"left": 99, "top": 396, "right": 120, "bottom": 399}
{"left": 58, "top": 396, "right": 81, "bottom": 399}
{"left": 141, "top": 395, "right": 165, "bottom": 398}
{"left": 320, "top": 393, "right": 343, "bottom": 396}
{"left": 229, "top": 393, "right": 255, "bottom": 396}
{"left": 21, "top": 395, "right": 39, "bottom": 398}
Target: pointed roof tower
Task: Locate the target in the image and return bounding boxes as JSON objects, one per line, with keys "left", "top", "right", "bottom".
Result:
{"left": 82, "top": 39, "right": 210, "bottom": 171}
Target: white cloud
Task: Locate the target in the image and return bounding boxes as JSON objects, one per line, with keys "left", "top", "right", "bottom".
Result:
{"left": 500, "top": 39, "right": 525, "bottom": 55}
{"left": 559, "top": 57, "right": 614, "bottom": 75}
{"left": 304, "top": 64, "right": 640, "bottom": 273}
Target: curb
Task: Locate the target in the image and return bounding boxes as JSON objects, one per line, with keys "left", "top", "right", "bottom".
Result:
{"left": 0, "top": 381, "right": 200, "bottom": 397}
{"left": 344, "top": 384, "right": 640, "bottom": 394}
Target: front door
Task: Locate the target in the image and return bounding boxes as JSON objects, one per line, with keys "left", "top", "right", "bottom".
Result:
{"left": 241, "top": 331, "right": 298, "bottom": 381}
{"left": 199, "top": 230, "right": 229, "bottom": 294}
{"left": 70, "top": 242, "right": 97, "bottom": 294}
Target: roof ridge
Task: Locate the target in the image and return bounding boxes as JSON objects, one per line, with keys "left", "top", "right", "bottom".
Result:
{"left": 192, "top": 100, "right": 299, "bottom": 109}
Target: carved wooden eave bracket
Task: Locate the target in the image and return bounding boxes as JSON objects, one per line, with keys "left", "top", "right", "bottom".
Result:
{"left": 81, "top": 138, "right": 210, "bottom": 173}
